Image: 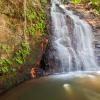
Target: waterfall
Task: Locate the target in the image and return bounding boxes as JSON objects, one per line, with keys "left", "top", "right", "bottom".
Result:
{"left": 47, "top": 0, "right": 99, "bottom": 73}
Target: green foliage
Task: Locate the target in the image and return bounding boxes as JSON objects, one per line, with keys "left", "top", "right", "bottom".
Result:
{"left": 91, "top": 0, "right": 100, "bottom": 5}
{"left": 25, "top": 6, "right": 47, "bottom": 36}
{"left": 26, "top": 25, "right": 35, "bottom": 36}
{"left": 0, "top": 44, "right": 11, "bottom": 52}
{"left": 0, "top": 59, "right": 12, "bottom": 65}
{"left": 14, "top": 41, "right": 30, "bottom": 64}
{"left": 66, "top": 0, "right": 100, "bottom": 14}
{"left": 0, "top": 41, "right": 30, "bottom": 74}
{"left": 82, "top": 0, "right": 100, "bottom": 14}
{"left": 40, "top": 0, "right": 48, "bottom": 7}
{"left": 90, "top": 0, "right": 100, "bottom": 14}
{"left": 14, "top": 56, "right": 24, "bottom": 64}
{"left": 0, "top": 59, "right": 12, "bottom": 73}
{"left": 72, "top": 0, "right": 81, "bottom": 5}
{"left": 0, "top": 66, "right": 9, "bottom": 74}
{"left": 25, "top": 9, "right": 37, "bottom": 21}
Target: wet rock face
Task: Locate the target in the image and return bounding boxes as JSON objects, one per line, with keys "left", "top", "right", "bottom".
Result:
{"left": 41, "top": 2, "right": 100, "bottom": 72}
{"left": 40, "top": 42, "right": 57, "bottom": 72}
{"left": 94, "top": 29, "right": 100, "bottom": 65}
{"left": 74, "top": 13, "right": 100, "bottom": 66}
{"left": 66, "top": 5, "right": 100, "bottom": 66}
{"left": 41, "top": 12, "right": 72, "bottom": 72}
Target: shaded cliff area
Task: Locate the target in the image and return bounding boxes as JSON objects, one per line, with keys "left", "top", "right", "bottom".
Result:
{"left": 0, "top": 0, "right": 48, "bottom": 94}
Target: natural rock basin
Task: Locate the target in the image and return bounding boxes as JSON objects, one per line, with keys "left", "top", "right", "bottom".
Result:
{"left": 1, "top": 71, "right": 100, "bottom": 100}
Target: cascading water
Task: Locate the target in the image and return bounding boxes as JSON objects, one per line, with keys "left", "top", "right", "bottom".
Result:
{"left": 46, "top": 0, "right": 99, "bottom": 73}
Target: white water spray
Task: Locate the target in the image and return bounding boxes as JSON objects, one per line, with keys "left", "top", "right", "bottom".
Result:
{"left": 50, "top": 0, "right": 99, "bottom": 72}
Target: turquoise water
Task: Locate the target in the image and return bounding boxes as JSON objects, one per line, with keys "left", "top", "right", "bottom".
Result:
{"left": 0, "top": 72, "right": 100, "bottom": 100}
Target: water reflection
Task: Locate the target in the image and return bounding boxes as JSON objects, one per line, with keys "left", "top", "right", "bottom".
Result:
{"left": 1, "top": 72, "right": 100, "bottom": 100}
{"left": 63, "top": 72, "right": 100, "bottom": 100}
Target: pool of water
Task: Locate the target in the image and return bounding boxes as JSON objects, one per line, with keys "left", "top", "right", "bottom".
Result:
{"left": 0, "top": 71, "right": 100, "bottom": 100}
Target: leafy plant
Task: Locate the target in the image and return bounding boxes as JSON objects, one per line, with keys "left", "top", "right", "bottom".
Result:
{"left": 0, "top": 66, "right": 9, "bottom": 73}
{"left": 25, "top": 9, "right": 37, "bottom": 21}
{"left": 14, "top": 41, "right": 30, "bottom": 64}
{"left": 0, "top": 41, "right": 31, "bottom": 74}
{"left": 0, "top": 59, "right": 12, "bottom": 73}
{"left": 14, "top": 56, "right": 24, "bottom": 64}
{"left": 72, "top": 0, "right": 81, "bottom": 5}
{"left": 40, "top": 0, "right": 48, "bottom": 7}
{"left": 25, "top": 7, "right": 47, "bottom": 36}
{"left": 26, "top": 25, "right": 35, "bottom": 36}
{"left": 0, "top": 59, "right": 12, "bottom": 66}
{"left": 0, "top": 44, "right": 10, "bottom": 52}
